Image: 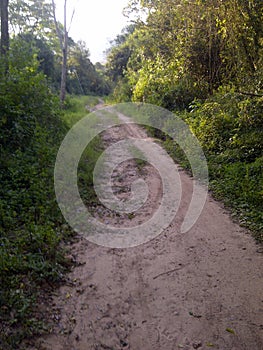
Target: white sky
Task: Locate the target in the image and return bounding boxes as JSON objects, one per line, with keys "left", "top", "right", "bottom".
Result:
{"left": 55, "top": 0, "right": 131, "bottom": 63}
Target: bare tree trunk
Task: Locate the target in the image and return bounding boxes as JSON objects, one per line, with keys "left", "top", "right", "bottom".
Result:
{"left": 0, "top": 0, "right": 9, "bottom": 57}
{"left": 60, "top": 0, "right": 68, "bottom": 104}
{"left": 52, "top": 0, "right": 68, "bottom": 107}
{"left": 60, "top": 41, "right": 68, "bottom": 104}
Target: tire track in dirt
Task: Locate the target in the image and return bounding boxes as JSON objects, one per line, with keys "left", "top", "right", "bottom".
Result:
{"left": 25, "top": 108, "right": 263, "bottom": 350}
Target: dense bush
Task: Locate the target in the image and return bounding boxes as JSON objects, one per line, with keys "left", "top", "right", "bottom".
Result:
{"left": 187, "top": 89, "right": 263, "bottom": 160}
{"left": 134, "top": 87, "right": 263, "bottom": 242}
{"left": 0, "top": 40, "right": 70, "bottom": 348}
{"left": 184, "top": 89, "right": 263, "bottom": 241}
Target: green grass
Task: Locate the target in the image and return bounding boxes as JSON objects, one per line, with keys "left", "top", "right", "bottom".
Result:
{"left": 114, "top": 101, "right": 263, "bottom": 243}
{"left": 159, "top": 128, "right": 263, "bottom": 243}
{"left": 128, "top": 144, "right": 148, "bottom": 173}
{"left": 0, "top": 95, "right": 106, "bottom": 349}
{"left": 0, "top": 123, "right": 71, "bottom": 349}
{"left": 63, "top": 95, "right": 101, "bottom": 127}
{"left": 77, "top": 134, "right": 104, "bottom": 205}
{"left": 208, "top": 155, "right": 263, "bottom": 242}
{"left": 62, "top": 95, "right": 106, "bottom": 205}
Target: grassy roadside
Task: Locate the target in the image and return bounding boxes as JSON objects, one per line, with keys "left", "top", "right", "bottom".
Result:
{"left": 62, "top": 95, "right": 106, "bottom": 206}
{"left": 0, "top": 95, "right": 104, "bottom": 349}
{"left": 115, "top": 102, "right": 262, "bottom": 244}
{"left": 165, "top": 127, "right": 262, "bottom": 243}
{"left": 63, "top": 95, "right": 100, "bottom": 127}
{"left": 163, "top": 136, "right": 263, "bottom": 243}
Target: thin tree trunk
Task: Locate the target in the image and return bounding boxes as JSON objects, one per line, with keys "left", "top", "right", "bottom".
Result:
{"left": 60, "top": 0, "right": 68, "bottom": 105}
{"left": 60, "top": 36, "right": 68, "bottom": 104}
{"left": 51, "top": 0, "right": 68, "bottom": 107}
{"left": 0, "top": 0, "right": 9, "bottom": 57}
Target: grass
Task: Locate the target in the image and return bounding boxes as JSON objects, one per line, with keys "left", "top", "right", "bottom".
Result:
{"left": 128, "top": 144, "right": 148, "bottom": 173}
{"left": 63, "top": 95, "right": 101, "bottom": 127}
{"left": 159, "top": 131, "right": 263, "bottom": 243}
{"left": 113, "top": 102, "right": 262, "bottom": 243}
{"left": 62, "top": 96, "right": 114, "bottom": 206}
{"left": 208, "top": 156, "right": 263, "bottom": 242}
{"left": 0, "top": 95, "right": 105, "bottom": 349}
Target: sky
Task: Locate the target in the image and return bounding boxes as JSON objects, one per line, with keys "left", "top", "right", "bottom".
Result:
{"left": 56, "top": 0, "right": 131, "bottom": 63}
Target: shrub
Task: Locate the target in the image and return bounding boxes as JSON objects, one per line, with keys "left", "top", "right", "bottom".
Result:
{"left": 0, "top": 38, "right": 71, "bottom": 348}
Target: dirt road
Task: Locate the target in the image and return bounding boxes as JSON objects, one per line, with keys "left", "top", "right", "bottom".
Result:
{"left": 28, "top": 110, "right": 263, "bottom": 350}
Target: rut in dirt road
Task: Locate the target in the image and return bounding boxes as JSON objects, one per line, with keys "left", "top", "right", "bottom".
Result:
{"left": 26, "top": 111, "right": 263, "bottom": 350}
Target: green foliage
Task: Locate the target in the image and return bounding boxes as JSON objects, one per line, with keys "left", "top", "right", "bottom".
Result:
{"left": 184, "top": 90, "right": 263, "bottom": 240}
{"left": 9, "top": 0, "right": 55, "bottom": 40}
{"left": 110, "top": 78, "right": 133, "bottom": 103}
{"left": 117, "top": 88, "right": 263, "bottom": 241}
{"left": 67, "top": 41, "right": 110, "bottom": 96}
{"left": 62, "top": 95, "right": 105, "bottom": 205}
{"left": 0, "top": 38, "right": 61, "bottom": 150}
{"left": 108, "top": 0, "right": 263, "bottom": 107}
{"left": 0, "top": 3, "right": 108, "bottom": 348}
{"left": 106, "top": 25, "right": 136, "bottom": 83}
{"left": 187, "top": 89, "right": 263, "bottom": 161}
{"left": 131, "top": 55, "right": 208, "bottom": 109}
{"left": 0, "top": 88, "right": 105, "bottom": 347}
{"left": 62, "top": 95, "right": 100, "bottom": 126}
{"left": 209, "top": 157, "right": 263, "bottom": 241}
{"left": 9, "top": 2, "right": 110, "bottom": 98}
{"left": 105, "top": 25, "right": 137, "bottom": 100}
{"left": 1, "top": 0, "right": 262, "bottom": 345}
{"left": 187, "top": 101, "right": 236, "bottom": 153}
{"left": 77, "top": 134, "right": 104, "bottom": 205}
{"left": 0, "top": 40, "right": 71, "bottom": 348}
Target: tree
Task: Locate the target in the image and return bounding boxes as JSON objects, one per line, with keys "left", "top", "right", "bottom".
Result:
{"left": 109, "top": 0, "right": 263, "bottom": 107}
{"left": 106, "top": 24, "right": 136, "bottom": 79}
{"left": 9, "top": 0, "right": 54, "bottom": 37}
{"left": 67, "top": 40, "right": 110, "bottom": 95}
{"left": 52, "top": 0, "right": 74, "bottom": 106}
{"left": 18, "top": 32, "right": 56, "bottom": 80}
{"left": 0, "top": 0, "right": 9, "bottom": 57}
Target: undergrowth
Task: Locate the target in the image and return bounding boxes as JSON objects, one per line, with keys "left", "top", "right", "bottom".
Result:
{"left": 62, "top": 95, "right": 100, "bottom": 127}
{"left": 115, "top": 97, "right": 262, "bottom": 243}
{"left": 62, "top": 95, "right": 105, "bottom": 205}
{"left": 0, "top": 43, "right": 103, "bottom": 349}
{"left": 166, "top": 90, "right": 263, "bottom": 242}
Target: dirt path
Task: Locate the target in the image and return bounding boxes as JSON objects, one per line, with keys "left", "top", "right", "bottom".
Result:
{"left": 27, "top": 111, "right": 262, "bottom": 350}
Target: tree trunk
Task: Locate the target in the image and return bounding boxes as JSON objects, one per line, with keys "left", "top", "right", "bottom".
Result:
{"left": 60, "top": 36, "right": 68, "bottom": 104}
{"left": 60, "top": 0, "right": 68, "bottom": 106}
{"left": 0, "top": 0, "right": 9, "bottom": 57}
{"left": 51, "top": 0, "right": 69, "bottom": 107}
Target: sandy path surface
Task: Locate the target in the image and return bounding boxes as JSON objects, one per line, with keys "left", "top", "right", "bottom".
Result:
{"left": 27, "top": 109, "right": 263, "bottom": 350}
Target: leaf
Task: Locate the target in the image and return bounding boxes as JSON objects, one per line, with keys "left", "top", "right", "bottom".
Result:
{"left": 206, "top": 342, "right": 214, "bottom": 347}
{"left": 226, "top": 327, "right": 235, "bottom": 334}
{"left": 66, "top": 292, "right": 72, "bottom": 299}
{"left": 189, "top": 311, "right": 202, "bottom": 318}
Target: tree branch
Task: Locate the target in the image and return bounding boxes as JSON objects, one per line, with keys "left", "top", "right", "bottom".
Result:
{"left": 238, "top": 90, "right": 263, "bottom": 98}
{"left": 153, "top": 265, "right": 187, "bottom": 280}
{"left": 68, "top": 7, "right": 75, "bottom": 33}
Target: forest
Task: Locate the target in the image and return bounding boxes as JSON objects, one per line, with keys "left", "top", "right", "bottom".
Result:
{"left": 0, "top": 0, "right": 262, "bottom": 348}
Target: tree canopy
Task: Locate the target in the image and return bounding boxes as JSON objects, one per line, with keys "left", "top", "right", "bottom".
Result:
{"left": 0, "top": 1, "right": 262, "bottom": 348}
{"left": 107, "top": 0, "right": 263, "bottom": 108}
